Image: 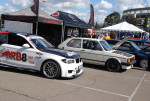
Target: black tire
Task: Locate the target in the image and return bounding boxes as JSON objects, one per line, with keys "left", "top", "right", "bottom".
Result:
{"left": 106, "top": 59, "right": 121, "bottom": 72}
{"left": 140, "top": 59, "right": 148, "bottom": 69}
{"left": 41, "top": 60, "right": 61, "bottom": 79}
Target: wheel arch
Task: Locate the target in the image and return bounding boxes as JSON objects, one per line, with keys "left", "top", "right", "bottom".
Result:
{"left": 105, "top": 58, "right": 121, "bottom": 67}
{"left": 40, "top": 59, "right": 62, "bottom": 74}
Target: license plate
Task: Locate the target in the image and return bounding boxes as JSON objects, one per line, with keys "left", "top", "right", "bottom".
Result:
{"left": 76, "top": 65, "right": 82, "bottom": 73}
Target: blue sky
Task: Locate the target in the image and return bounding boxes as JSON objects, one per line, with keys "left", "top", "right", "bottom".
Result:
{"left": 0, "top": 0, "right": 150, "bottom": 23}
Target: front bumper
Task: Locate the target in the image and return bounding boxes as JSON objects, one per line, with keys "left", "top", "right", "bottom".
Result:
{"left": 121, "top": 60, "right": 136, "bottom": 69}
{"left": 61, "top": 61, "right": 83, "bottom": 78}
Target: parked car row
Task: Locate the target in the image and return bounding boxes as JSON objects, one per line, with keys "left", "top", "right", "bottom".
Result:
{"left": 0, "top": 32, "right": 148, "bottom": 79}
{"left": 58, "top": 37, "right": 136, "bottom": 72}
{"left": 106, "top": 39, "right": 150, "bottom": 69}
{"left": 129, "top": 39, "right": 150, "bottom": 49}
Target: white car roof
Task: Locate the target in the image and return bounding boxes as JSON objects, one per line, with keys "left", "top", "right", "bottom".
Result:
{"left": 68, "top": 37, "right": 105, "bottom": 41}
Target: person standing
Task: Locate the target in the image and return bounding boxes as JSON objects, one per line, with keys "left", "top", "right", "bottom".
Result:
{"left": 92, "top": 32, "right": 96, "bottom": 38}
{"left": 104, "top": 33, "right": 110, "bottom": 40}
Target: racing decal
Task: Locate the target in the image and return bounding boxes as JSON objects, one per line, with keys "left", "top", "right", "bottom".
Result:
{"left": 52, "top": 12, "right": 59, "bottom": 19}
{"left": 29, "top": 61, "right": 34, "bottom": 64}
{"left": 67, "top": 52, "right": 76, "bottom": 56}
{"left": 68, "top": 14, "right": 77, "bottom": 21}
{"left": 28, "top": 56, "right": 33, "bottom": 59}
{"left": 22, "top": 53, "right": 27, "bottom": 62}
{"left": 0, "top": 51, "right": 27, "bottom": 62}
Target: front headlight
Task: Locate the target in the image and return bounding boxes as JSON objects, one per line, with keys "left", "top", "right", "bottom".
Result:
{"left": 61, "top": 59, "right": 75, "bottom": 64}
{"left": 127, "top": 58, "right": 130, "bottom": 63}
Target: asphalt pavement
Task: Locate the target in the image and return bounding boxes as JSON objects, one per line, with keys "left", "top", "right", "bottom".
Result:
{"left": 0, "top": 64, "right": 150, "bottom": 101}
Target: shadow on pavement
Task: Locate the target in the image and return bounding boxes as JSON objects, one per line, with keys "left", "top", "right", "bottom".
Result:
{"left": 83, "top": 63, "right": 127, "bottom": 73}
{"left": 0, "top": 66, "right": 45, "bottom": 78}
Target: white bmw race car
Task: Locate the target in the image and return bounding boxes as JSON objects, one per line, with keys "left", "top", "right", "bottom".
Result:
{"left": 0, "top": 32, "right": 83, "bottom": 79}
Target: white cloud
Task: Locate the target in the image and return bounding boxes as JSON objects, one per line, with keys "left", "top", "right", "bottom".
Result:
{"left": 146, "top": 0, "right": 150, "bottom": 6}
{"left": 9, "top": 0, "right": 32, "bottom": 9}
{"left": 95, "top": 0, "right": 112, "bottom": 10}
{"left": 114, "top": 0, "right": 145, "bottom": 13}
{"left": 40, "top": 0, "right": 89, "bottom": 11}
{"left": 94, "top": 0, "right": 112, "bottom": 23}
{"left": 0, "top": 4, "right": 16, "bottom": 14}
{"left": 1, "top": 0, "right": 148, "bottom": 25}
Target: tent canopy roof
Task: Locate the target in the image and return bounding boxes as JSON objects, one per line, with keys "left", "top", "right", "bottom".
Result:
{"left": 2, "top": 6, "right": 63, "bottom": 25}
{"left": 101, "top": 21, "right": 145, "bottom": 33}
{"left": 52, "top": 11, "right": 91, "bottom": 29}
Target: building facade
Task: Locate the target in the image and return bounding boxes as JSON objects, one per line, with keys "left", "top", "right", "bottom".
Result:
{"left": 122, "top": 7, "right": 150, "bottom": 29}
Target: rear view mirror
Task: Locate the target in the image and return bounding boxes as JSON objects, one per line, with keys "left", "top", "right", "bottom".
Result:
{"left": 23, "top": 44, "right": 30, "bottom": 48}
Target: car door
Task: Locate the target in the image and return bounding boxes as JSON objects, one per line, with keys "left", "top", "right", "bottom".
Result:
{"left": 79, "top": 40, "right": 104, "bottom": 64}
{"left": 2, "top": 34, "right": 36, "bottom": 69}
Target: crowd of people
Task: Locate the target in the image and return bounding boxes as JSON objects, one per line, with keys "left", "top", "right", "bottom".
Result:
{"left": 81, "top": 32, "right": 111, "bottom": 40}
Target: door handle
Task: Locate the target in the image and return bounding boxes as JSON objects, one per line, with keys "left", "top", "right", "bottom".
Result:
{"left": 81, "top": 50, "right": 85, "bottom": 51}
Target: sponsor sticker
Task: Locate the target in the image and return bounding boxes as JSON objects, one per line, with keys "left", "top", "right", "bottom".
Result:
{"left": 29, "top": 61, "right": 34, "bottom": 64}
{"left": 0, "top": 51, "right": 27, "bottom": 62}
{"left": 28, "top": 56, "right": 33, "bottom": 59}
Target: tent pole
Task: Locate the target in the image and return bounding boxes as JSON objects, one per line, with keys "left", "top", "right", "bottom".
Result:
{"left": 0, "top": 19, "right": 2, "bottom": 32}
{"left": 61, "top": 24, "right": 65, "bottom": 42}
{"left": 36, "top": 22, "right": 38, "bottom": 35}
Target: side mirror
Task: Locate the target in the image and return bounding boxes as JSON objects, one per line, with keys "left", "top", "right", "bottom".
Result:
{"left": 23, "top": 44, "right": 30, "bottom": 48}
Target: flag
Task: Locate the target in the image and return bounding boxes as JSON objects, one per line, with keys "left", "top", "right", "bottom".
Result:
{"left": 31, "top": 0, "right": 39, "bottom": 15}
{"left": 89, "top": 4, "right": 94, "bottom": 27}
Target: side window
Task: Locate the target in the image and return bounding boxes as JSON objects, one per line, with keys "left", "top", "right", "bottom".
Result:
{"left": 83, "top": 40, "right": 92, "bottom": 49}
{"left": 8, "top": 34, "right": 30, "bottom": 47}
{"left": 0, "top": 34, "right": 7, "bottom": 45}
{"left": 83, "top": 40, "right": 102, "bottom": 50}
{"left": 94, "top": 42, "right": 102, "bottom": 51}
{"left": 67, "top": 39, "right": 81, "bottom": 48}
{"left": 118, "top": 43, "right": 131, "bottom": 51}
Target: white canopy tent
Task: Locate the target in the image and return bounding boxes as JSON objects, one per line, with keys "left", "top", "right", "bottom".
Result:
{"left": 101, "top": 21, "right": 145, "bottom": 33}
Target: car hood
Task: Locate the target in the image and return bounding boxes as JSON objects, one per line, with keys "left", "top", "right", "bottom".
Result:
{"left": 112, "top": 50, "right": 133, "bottom": 57}
{"left": 112, "top": 37, "right": 130, "bottom": 49}
{"left": 40, "top": 48, "right": 79, "bottom": 59}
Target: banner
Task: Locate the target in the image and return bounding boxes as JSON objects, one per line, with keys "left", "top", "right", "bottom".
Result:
{"left": 31, "top": 0, "right": 39, "bottom": 15}
{"left": 89, "top": 4, "right": 94, "bottom": 27}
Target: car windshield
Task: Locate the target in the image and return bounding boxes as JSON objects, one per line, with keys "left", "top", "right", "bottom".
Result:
{"left": 130, "top": 42, "right": 141, "bottom": 52}
{"left": 30, "top": 38, "right": 53, "bottom": 49}
{"left": 100, "top": 41, "right": 111, "bottom": 51}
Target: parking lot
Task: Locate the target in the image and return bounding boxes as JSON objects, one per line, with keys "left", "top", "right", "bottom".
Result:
{"left": 0, "top": 64, "right": 150, "bottom": 101}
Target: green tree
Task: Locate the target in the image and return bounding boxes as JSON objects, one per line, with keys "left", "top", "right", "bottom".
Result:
{"left": 126, "top": 16, "right": 138, "bottom": 26}
{"left": 103, "top": 12, "right": 120, "bottom": 27}
{"left": 94, "top": 22, "right": 101, "bottom": 30}
{"left": 143, "top": 17, "right": 150, "bottom": 32}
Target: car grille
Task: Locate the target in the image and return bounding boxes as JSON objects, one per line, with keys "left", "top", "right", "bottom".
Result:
{"left": 76, "top": 58, "right": 81, "bottom": 63}
{"left": 130, "top": 57, "right": 134, "bottom": 62}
